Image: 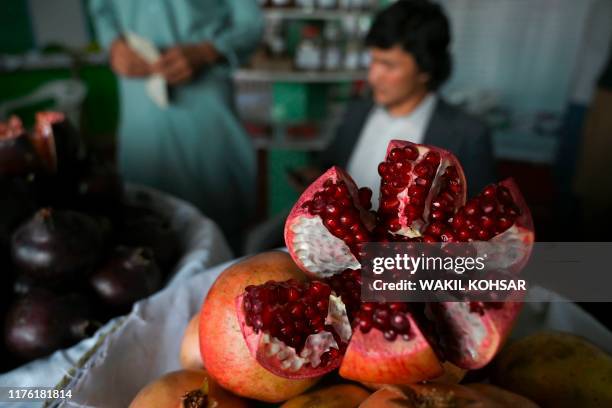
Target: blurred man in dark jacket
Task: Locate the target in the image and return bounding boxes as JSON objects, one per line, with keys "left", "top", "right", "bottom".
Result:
{"left": 250, "top": 0, "right": 496, "bottom": 252}
{"left": 295, "top": 0, "right": 495, "bottom": 199}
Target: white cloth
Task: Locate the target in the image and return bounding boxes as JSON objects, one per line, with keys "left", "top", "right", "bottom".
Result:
{"left": 347, "top": 94, "right": 438, "bottom": 207}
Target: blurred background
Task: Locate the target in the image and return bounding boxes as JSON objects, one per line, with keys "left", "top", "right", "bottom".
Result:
{"left": 1, "top": 0, "right": 611, "bottom": 247}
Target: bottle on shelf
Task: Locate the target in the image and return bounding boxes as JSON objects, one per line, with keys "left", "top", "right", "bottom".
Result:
{"left": 295, "top": 25, "right": 323, "bottom": 71}
{"left": 316, "top": 0, "right": 338, "bottom": 10}
{"left": 323, "top": 23, "right": 343, "bottom": 71}
{"left": 269, "top": 0, "right": 295, "bottom": 8}
{"left": 295, "top": 0, "right": 317, "bottom": 9}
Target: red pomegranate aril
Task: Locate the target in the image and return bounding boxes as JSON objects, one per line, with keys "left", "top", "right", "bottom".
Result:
{"left": 309, "top": 315, "right": 323, "bottom": 327}
{"left": 414, "top": 163, "right": 431, "bottom": 178}
{"left": 354, "top": 233, "right": 368, "bottom": 242}
{"left": 325, "top": 203, "right": 341, "bottom": 217}
{"left": 480, "top": 199, "right": 496, "bottom": 214}
{"left": 481, "top": 215, "right": 495, "bottom": 229}
{"left": 388, "top": 219, "right": 401, "bottom": 232}
{"left": 476, "top": 228, "right": 491, "bottom": 240}
{"left": 280, "top": 324, "right": 294, "bottom": 338}
{"left": 362, "top": 302, "right": 374, "bottom": 312}
{"left": 290, "top": 302, "right": 304, "bottom": 318}
{"left": 324, "top": 218, "right": 339, "bottom": 231}
{"left": 390, "top": 314, "right": 409, "bottom": 332}
{"left": 339, "top": 212, "right": 357, "bottom": 226}
{"left": 410, "top": 195, "right": 424, "bottom": 206}
{"left": 482, "top": 185, "right": 497, "bottom": 199}
{"left": 424, "top": 152, "right": 441, "bottom": 166}
{"left": 497, "top": 217, "right": 513, "bottom": 232}
{"left": 389, "top": 148, "right": 405, "bottom": 162}
{"left": 316, "top": 299, "right": 328, "bottom": 312}
{"left": 388, "top": 302, "right": 406, "bottom": 312}
{"left": 464, "top": 200, "right": 480, "bottom": 216}
{"left": 373, "top": 308, "right": 390, "bottom": 329}
{"left": 381, "top": 197, "right": 400, "bottom": 212}
{"left": 457, "top": 229, "right": 471, "bottom": 241}
{"left": 440, "top": 231, "right": 456, "bottom": 242}
{"left": 506, "top": 205, "right": 520, "bottom": 218}
{"left": 450, "top": 214, "right": 466, "bottom": 229}
{"left": 384, "top": 330, "right": 398, "bottom": 341}
{"left": 403, "top": 145, "right": 419, "bottom": 160}
{"left": 408, "top": 185, "right": 425, "bottom": 196}
{"left": 426, "top": 222, "right": 444, "bottom": 237}
{"left": 430, "top": 210, "right": 445, "bottom": 221}
{"left": 423, "top": 235, "right": 438, "bottom": 243}
{"left": 357, "top": 316, "right": 372, "bottom": 333}
{"left": 378, "top": 162, "right": 390, "bottom": 177}
{"left": 287, "top": 287, "right": 301, "bottom": 302}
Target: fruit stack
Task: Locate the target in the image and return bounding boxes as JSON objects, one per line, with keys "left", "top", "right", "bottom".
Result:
{"left": 0, "top": 113, "right": 178, "bottom": 371}
{"left": 127, "top": 139, "right": 612, "bottom": 407}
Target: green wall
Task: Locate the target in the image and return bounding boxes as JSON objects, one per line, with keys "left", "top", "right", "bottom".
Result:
{"left": 0, "top": 0, "right": 34, "bottom": 53}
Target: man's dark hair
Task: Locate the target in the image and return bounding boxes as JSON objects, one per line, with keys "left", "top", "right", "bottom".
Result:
{"left": 365, "top": 0, "right": 452, "bottom": 91}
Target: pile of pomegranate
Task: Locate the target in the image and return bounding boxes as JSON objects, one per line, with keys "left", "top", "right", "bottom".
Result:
{"left": 0, "top": 113, "right": 179, "bottom": 371}
{"left": 198, "top": 139, "right": 534, "bottom": 402}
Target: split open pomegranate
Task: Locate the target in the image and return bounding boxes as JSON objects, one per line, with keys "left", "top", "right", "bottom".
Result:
{"left": 0, "top": 116, "right": 36, "bottom": 176}
{"left": 237, "top": 140, "right": 534, "bottom": 384}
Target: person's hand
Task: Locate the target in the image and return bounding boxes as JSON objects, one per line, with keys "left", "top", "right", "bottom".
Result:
{"left": 110, "top": 38, "right": 152, "bottom": 78}
{"left": 153, "top": 43, "right": 221, "bottom": 85}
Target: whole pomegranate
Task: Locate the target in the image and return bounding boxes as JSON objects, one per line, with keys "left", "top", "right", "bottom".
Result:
{"left": 4, "top": 289, "right": 96, "bottom": 360}
{"left": 198, "top": 251, "right": 318, "bottom": 402}
{"left": 359, "top": 383, "right": 538, "bottom": 408}
{"left": 11, "top": 208, "right": 104, "bottom": 287}
{"left": 129, "top": 369, "right": 247, "bottom": 408}
{"left": 90, "top": 246, "right": 162, "bottom": 314}
{"left": 235, "top": 140, "right": 534, "bottom": 384}
{"left": 180, "top": 315, "right": 203, "bottom": 370}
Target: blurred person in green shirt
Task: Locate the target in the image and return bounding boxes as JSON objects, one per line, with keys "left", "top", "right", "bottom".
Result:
{"left": 89, "top": 0, "right": 263, "bottom": 250}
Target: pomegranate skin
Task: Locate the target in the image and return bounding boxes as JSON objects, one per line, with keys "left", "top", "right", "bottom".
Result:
{"left": 180, "top": 314, "right": 203, "bottom": 370}
{"left": 339, "top": 313, "right": 443, "bottom": 384}
{"left": 10, "top": 209, "right": 104, "bottom": 287}
{"left": 199, "top": 252, "right": 318, "bottom": 402}
{"left": 129, "top": 369, "right": 247, "bottom": 408}
{"left": 0, "top": 116, "right": 36, "bottom": 177}
{"left": 359, "top": 383, "right": 539, "bottom": 408}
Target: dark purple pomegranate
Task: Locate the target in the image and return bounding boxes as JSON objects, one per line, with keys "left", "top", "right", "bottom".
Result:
{"left": 118, "top": 210, "right": 178, "bottom": 270}
{"left": 90, "top": 246, "right": 161, "bottom": 313}
{"left": 4, "top": 289, "right": 97, "bottom": 360}
{"left": 11, "top": 208, "right": 104, "bottom": 286}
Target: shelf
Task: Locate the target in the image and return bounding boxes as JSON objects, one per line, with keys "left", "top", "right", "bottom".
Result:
{"left": 244, "top": 104, "right": 345, "bottom": 151}
{"left": 263, "top": 8, "right": 373, "bottom": 21}
{"left": 0, "top": 52, "right": 107, "bottom": 71}
{"left": 234, "top": 69, "right": 367, "bottom": 82}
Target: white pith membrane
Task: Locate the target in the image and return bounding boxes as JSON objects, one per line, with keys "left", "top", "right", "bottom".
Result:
{"left": 431, "top": 302, "right": 488, "bottom": 364}
{"left": 290, "top": 216, "right": 360, "bottom": 276}
{"left": 425, "top": 302, "right": 488, "bottom": 363}
{"left": 261, "top": 293, "right": 352, "bottom": 372}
